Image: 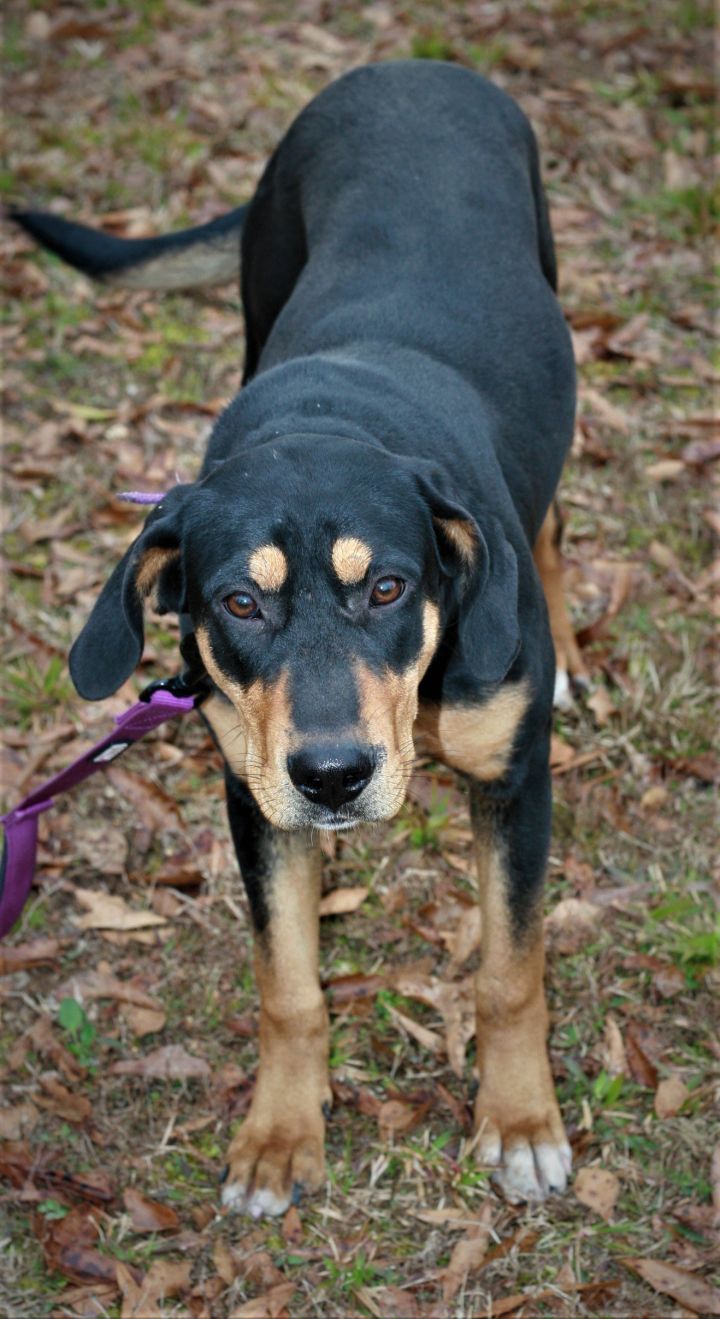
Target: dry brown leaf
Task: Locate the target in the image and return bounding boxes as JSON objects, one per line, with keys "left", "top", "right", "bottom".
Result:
{"left": 392, "top": 970, "right": 475, "bottom": 1075}
{"left": 574, "top": 1166, "right": 620, "bottom": 1220}
{"left": 385, "top": 1004, "right": 444, "bottom": 1055}
{"left": 57, "top": 968, "right": 161, "bottom": 1010}
{"left": 544, "top": 898, "right": 601, "bottom": 954}
{"left": 230, "top": 1280, "right": 295, "bottom": 1317}
{"left": 74, "top": 889, "right": 168, "bottom": 932}
{"left": 213, "top": 1237, "right": 241, "bottom": 1286}
{"left": 36, "top": 1075, "right": 92, "bottom": 1124}
{"left": 587, "top": 685, "right": 616, "bottom": 726}
{"left": 123, "top": 1187, "right": 180, "bottom": 1233}
{"left": 412, "top": 1206, "right": 487, "bottom": 1229}
{"left": 581, "top": 386, "right": 631, "bottom": 433}
{"left": 625, "top": 1022, "right": 661, "bottom": 1088}
{"left": 318, "top": 886, "right": 369, "bottom": 916}
{"left": 0, "top": 938, "right": 61, "bottom": 975}
{"left": 441, "top": 1202, "right": 493, "bottom": 1303}
{"left": 377, "top": 1097, "right": 432, "bottom": 1137}
{"left": 640, "top": 785, "right": 670, "bottom": 811}
{"left": 109, "top": 1044, "right": 210, "bottom": 1081}
{"left": 646, "top": 458, "right": 685, "bottom": 482}
{"left": 281, "top": 1205, "right": 303, "bottom": 1245}
{"left": 550, "top": 734, "right": 576, "bottom": 768}
{"left": 625, "top": 1258, "right": 720, "bottom": 1315}
{"left": 0, "top": 1102, "right": 39, "bottom": 1140}
{"left": 654, "top": 1075, "right": 689, "bottom": 1118}
{"left": 121, "top": 1004, "right": 167, "bottom": 1037}
{"left": 373, "top": 1285, "right": 420, "bottom": 1317}
{"left": 602, "top": 1014, "right": 627, "bottom": 1078}
{"left": 117, "top": 1258, "right": 192, "bottom": 1319}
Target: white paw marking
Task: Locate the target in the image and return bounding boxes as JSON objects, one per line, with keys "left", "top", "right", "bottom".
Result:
{"left": 221, "top": 1180, "right": 290, "bottom": 1217}
{"left": 492, "top": 1139, "right": 572, "bottom": 1203}
{"left": 553, "top": 669, "right": 571, "bottom": 708}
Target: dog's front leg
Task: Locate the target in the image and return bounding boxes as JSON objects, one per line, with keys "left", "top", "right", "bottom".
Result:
{"left": 469, "top": 757, "right": 571, "bottom": 1202}
{"left": 221, "top": 770, "right": 331, "bottom": 1217}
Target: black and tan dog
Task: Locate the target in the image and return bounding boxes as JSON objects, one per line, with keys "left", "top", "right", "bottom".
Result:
{"left": 15, "top": 60, "right": 588, "bottom": 1216}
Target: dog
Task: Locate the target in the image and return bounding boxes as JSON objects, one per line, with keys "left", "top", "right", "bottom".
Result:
{"left": 14, "top": 59, "right": 588, "bottom": 1216}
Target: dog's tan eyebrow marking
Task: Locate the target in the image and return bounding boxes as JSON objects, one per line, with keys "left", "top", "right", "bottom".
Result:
{"left": 331, "top": 536, "right": 373, "bottom": 585}
{"left": 248, "top": 544, "right": 288, "bottom": 592}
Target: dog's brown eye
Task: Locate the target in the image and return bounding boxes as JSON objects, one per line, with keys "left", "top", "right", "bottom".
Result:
{"left": 224, "top": 592, "right": 261, "bottom": 619}
{"left": 370, "top": 576, "right": 405, "bottom": 606}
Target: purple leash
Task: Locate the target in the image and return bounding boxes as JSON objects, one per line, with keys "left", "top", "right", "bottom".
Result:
{"left": 0, "top": 679, "right": 200, "bottom": 939}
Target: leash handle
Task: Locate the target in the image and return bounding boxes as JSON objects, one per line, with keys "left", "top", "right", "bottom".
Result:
{"left": 0, "top": 683, "right": 199, "bottom": 939}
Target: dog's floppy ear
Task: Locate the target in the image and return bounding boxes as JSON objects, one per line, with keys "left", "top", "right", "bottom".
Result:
{"left": 69, "top": 487, "right": 189, "bottom": 700}
{"left": 415, "top": 468, "right": 521, "bottom": 686}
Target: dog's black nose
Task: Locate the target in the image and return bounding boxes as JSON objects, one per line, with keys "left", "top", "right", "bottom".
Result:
{"left": 287, "top": 744, "right": 374, "bottom": 811}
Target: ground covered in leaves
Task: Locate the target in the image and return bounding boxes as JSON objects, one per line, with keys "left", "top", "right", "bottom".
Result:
{"left": 1, "top": 2, "right": 718, "bottom": 1316}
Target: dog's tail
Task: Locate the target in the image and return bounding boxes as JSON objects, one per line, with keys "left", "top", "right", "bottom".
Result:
{"left": 9, "top": 204, "right": 248, "bottom": 290}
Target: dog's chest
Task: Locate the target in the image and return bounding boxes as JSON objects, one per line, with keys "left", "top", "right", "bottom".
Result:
{"left": 413, "top": 683, "right": 528, "bottom": 781}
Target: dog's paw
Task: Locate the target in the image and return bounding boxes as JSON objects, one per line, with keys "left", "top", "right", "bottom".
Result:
{"left": 473, "top": 1080, "right": 571, "bottom": 1203}
{"left": 475, "top": 1123, "right": 572, "bottom": 1202}
{"left": 221, "top": 1118, "right": 326, "bottom": 1218}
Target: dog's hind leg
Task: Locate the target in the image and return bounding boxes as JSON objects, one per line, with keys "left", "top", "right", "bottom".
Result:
{"left": 469, "top": 758, "right": 571, "bottom": 1202}
{"left": 533, "top": 500, "right": 588, "bottom": 706}
{"left": 220, "top": 771, "right": 330, "bottom": 1217}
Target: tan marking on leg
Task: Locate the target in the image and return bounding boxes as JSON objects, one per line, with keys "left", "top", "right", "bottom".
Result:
{"left": 354, "top": 600, "right": 440, "bottom": 817}
{"left": 331, "top": 536, "right": 373, "bottom": 585}
{"left": 414, "top": 681, "right": 529, "bottom": 779}
{"left": 223, "top": 834, "right": 330, "bottom": 1216}
{"left": 197, "top": 626, "right": 298, "bottom": 828}
{"left": 248, "top": 544, "right": 288, "bottom": 593}
{"left": 471, "top": 818, "right": 569, "bottom": 1200}
{"left": 135, "top": 546, "right": 179, "bottom": 599}
{"left": 434, "top": 516, "right": 478, "bottom": 564}
{"left": 534, "top": 503, "right": 588, "bottom": 684}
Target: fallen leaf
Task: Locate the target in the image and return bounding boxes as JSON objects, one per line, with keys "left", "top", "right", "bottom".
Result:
{"left": 281, "top": 1206, "right": 303, "bottom": 1245}
{"left": 640, "top": 785, "right": 670, "bottom": 811}
{"left": 385, "top": 1004, "right": 444, "bottom": 1055}
{"left": 57, "top": 968, "right": 161, "bottom": 1010}
{"left": 624, "top": 1258, "right": 720, "bottom": 1315}
{"left": 587, "top": 685, "right": 616, "bottom": 726}
{"left": 117, "top": 1258, "right": 192, "bottom": 1318}
{"left": 377, "top": 1097, "right": 432, "bottom": 1137}
{"left": 574, "top": 1166, "right": 620, "bottom": 1220}
{"left": 230, "top": 1281, "right": 295, "bottom": 1318}
{"left": 544, "top": 898, "right": 602, "bottom": 953}
{"left": 441, "top": 1202, "right": 493, "bottom": 1303}
{"left": 373, "top": 1285, "right": 420, "bottom": 1317}
{"left": 653, "top": 964, "right": 687, "bottom": 998}
{"left": 624, "top": 1021, "right": 661, "bottom": 1087}
{"left": 36, "top": 1075, "right": 92, "bottom": 1124}
{"left": 0, "top": 1103, "right": 39, "bottom": 1139}
{"left": 318, "top": 886, "right": 369, "bottom": 916}
{"left": 35, "top": 1205, "right": 119, "bottom": 1289}
{"left": 109, "top": 1044, "right": 210, "bottom": 1080}
{"left": 213, "top": 1237, "right": 241, "bottom": 1285}
{"left": 73, "top": 889, "right": 168, "bottom": 932}
{"left": 602, "top": 1014, "right": 627, "bottom": 1078}
{"left": 654, "top": 1075, "right": 689, "bottom": 1118}
{"left": 0, "top": 938, "right": 60, "bottom": 974}
{"left": 123, "top": 1188, "right": 180, "bottom": 1233}
{"left": 121, "top": 1004, "right": 167, "bottom": 1037}
{"left": 646, "top": 458, "right": 685, "bottom": 482}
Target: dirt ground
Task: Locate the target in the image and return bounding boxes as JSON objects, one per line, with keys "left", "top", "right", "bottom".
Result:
{"left": 1, "top": 2, "right": 718, "bottom": 1316}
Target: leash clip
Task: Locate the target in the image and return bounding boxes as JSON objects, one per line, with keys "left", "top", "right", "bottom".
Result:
{"left": 139, "top": 671, "right": 209, "bottom": 704}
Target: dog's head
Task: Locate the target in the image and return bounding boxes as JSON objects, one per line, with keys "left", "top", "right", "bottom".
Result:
{"left": 71, "top": 436, "right": 519, "bottom": 830}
